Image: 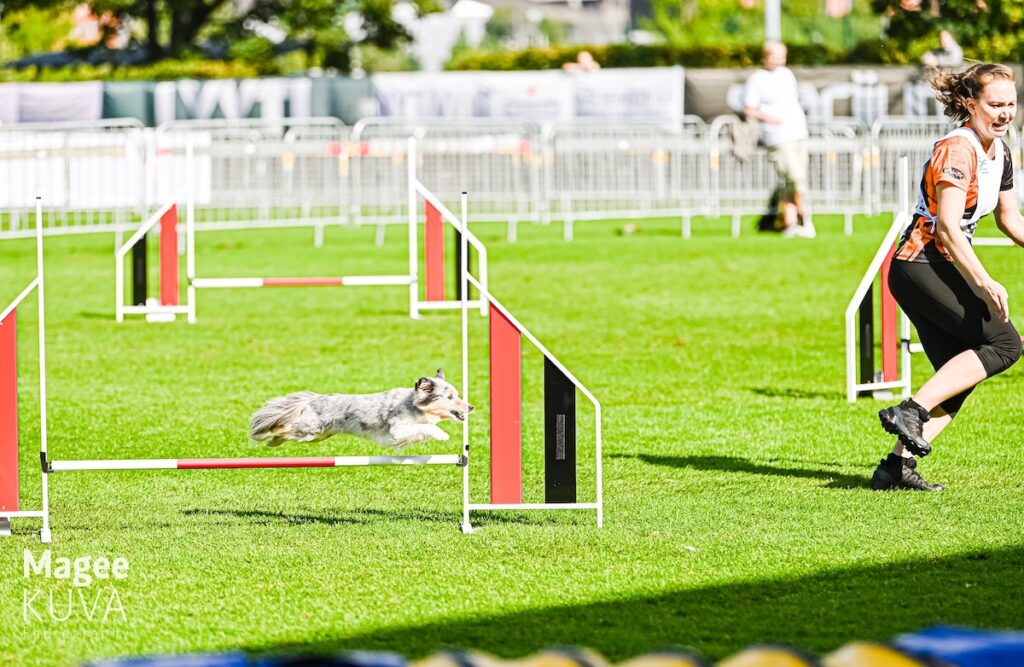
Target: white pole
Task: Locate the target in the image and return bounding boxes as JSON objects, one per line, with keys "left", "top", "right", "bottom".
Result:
{"left": 408, "top": 138, "right": 420, "bottom": 320}
{"left": 765, "top": 0, "right": 781, "bottom": 41}
{"left": 36, "top": 198, "right": 51, "bottom": 544}
{"left": 186, "top": 138, "right": 197, "bottom": 324}
{"left": 115, "top": 241, "right": 124, "bottom": 323}
{"left": 595, "top": 402, "right": 603, "bottom": 528}
{"left": 897, "top": 156, "right": 911, "bottom": 397}
{"left": 460, "top": 191, "right": 473, "bottom": 534}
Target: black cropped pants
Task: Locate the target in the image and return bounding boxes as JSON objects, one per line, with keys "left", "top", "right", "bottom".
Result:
{"left": 888, "top": 258, "right": 1021, "bottom": 414}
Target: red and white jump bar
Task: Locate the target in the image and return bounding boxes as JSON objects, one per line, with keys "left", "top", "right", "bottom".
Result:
{"left": 47, "top": 454, "right": 462, "bottom": 472}
{"left": 191, "top": 276, "right": 414, "bottom": 289}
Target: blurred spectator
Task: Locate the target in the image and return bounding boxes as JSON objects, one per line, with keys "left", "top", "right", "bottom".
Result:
{"left": 563, "top": 51, "right": 600, "bottom": 73}
{"left": 743, "top": 41, "right": 814, "bottom": 238}
{"left": 921, "top": 30, "right": 963, "bottom": 68}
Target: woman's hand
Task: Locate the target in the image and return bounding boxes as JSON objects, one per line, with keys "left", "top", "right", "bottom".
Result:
{"left": 978, "top": 278, "right": 1010, "bottom": 322}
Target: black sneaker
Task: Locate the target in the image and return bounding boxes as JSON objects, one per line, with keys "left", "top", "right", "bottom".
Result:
{"left": 878, "top": 399, "right": 932, "bottom": 456}
{"left": 871, "top": 454, "right": 944, "bottom": 491}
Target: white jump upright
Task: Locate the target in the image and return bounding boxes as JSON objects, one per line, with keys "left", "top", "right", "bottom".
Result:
{"left": 449, "top": 193, "right": 603, "bottom": 533}
{"left": 846, "top": 157, "right": 914, "bottom": 402}
{"left": 115, "top": 199, "right": 195, "bottom": 323}
{"left": 118, "top": 139, "right": 488, "bottom": 323}
{"left": 407, "top": 137, "right": 489, "bottom": 318}
{"left": 1, "top": 198, "right": 51, "bottom": 543}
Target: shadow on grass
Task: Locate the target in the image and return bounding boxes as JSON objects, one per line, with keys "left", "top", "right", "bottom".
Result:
{"left": 244, "top": 546, "right": 1024, "bottom": 661}
{"left": 614, "top": 453, "right": 866, "bottom": 489}
{"left": 180, "top": 507, "right": 545, "bottom": 527}
{"left": 748, "top": 386, "right": 838, "bottom": 400}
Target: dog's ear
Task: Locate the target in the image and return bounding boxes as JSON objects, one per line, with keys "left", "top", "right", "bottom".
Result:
{"left": 415, "top": 377, "right": 434, "bottom": 392}
{"left": 435, "top": 369, "right": 445, "bottom": 381}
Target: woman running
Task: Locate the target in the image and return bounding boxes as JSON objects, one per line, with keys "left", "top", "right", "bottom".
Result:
{"left": 873, "top": 63, "right": 1023, "bottom": 491}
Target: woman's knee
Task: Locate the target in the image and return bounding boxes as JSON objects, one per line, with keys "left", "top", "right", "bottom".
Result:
{"left": 980, "top": 327, "right": 1022, "bottom": 376}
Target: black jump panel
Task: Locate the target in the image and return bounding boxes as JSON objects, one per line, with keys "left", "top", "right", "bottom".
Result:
{"left": 544, "top": 357, "right": 576, "bottom": 503}
{"left": 132, "top": 234, "right": 148, "bottom": 307}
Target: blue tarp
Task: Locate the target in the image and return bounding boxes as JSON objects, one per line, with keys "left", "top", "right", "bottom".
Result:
{"left": 897, "top": 626, "right": 1024, "bottom": 667}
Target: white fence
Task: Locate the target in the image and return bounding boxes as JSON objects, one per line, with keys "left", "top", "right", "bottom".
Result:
{"left": 0, "top": 119, "right": 147, "bottom": 237}
{"left": 152, "top": 118, "right": 349, "bottom": 234}
{"left": 2, "top": 115, "right": 1017, "bottom": 240}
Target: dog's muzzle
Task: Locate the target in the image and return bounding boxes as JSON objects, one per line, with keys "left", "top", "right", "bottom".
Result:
{"left": 451, "top": 405, "right": 474, "bottom": 421}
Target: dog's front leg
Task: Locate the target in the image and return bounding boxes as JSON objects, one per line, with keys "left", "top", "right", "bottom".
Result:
{"left": 388, "top": 424, "right": 449, "bottom": 448}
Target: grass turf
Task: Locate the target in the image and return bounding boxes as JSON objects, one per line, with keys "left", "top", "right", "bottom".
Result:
{"left": 1, "top": 214, "right": 1023, "bottom": 666}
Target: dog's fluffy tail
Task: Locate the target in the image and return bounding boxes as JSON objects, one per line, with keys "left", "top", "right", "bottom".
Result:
{"left": 249, "top": 391, "right": 318, "bottom": 447}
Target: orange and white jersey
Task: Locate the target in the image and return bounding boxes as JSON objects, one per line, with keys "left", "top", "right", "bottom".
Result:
{"left": 896, "top": 124, "right": 1014, "bottom": 263}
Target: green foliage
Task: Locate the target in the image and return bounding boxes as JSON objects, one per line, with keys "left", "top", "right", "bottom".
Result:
{"left": 227, "top": 37, "right": 277, "bottom": 74}
{"left": 355, "top": 43, "right": 418, "bottom": 72}
{"left": 447, "top": 42, "right": 879, "bottom": 70}
{"left": 0, "top": 5, "right": 75, "bottom": 62}
{"left": 1, "top": 0, "right": 434, "bottom": 73}
{"left": 538, "top": 18, "right": 569, "bottom": 46}
{"left": 872, "top": 0, "right": 1024, "bottom": 62}
{"left": 647, "top": 0, "right": 883, "bottom": 49}
{"left": 0, "top": 59, "right": 261, "bottom": 81}
{"left": 483, "top": 6, "right": 515, "bottom": 46}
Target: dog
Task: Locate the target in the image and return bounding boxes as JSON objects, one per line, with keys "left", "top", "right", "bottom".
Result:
{"left": 249, "top": 369, "right": 473, "bottom": 450}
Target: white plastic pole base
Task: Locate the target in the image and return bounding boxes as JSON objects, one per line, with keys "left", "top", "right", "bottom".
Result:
{"left": 460, "top": 521, "right": 475, "bottom": 534}
{"left": 40, "top": 528, "right": 52, "bottom": 544}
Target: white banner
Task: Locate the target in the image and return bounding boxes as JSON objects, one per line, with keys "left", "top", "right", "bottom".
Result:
{"left": 153, "top": 78, "right": 313, "bottom": 125}
{"left": 0, "top": 82, "right": 103, "bottom": 124}
{"left": 571, "top": 67, "right": 684, "bottom": 121}
{"left": 373, "top": 67, "right": 684, "bottom": 123}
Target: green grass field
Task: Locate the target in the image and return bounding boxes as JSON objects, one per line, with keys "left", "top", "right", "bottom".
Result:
{"left": 1, "top": 215, "right": 1023, "bottom": 666}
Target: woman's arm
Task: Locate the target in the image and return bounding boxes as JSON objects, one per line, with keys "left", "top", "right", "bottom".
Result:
{"left": 935, "top": 183, "right": 1010, "bottom": 321}
{"left": 993, "top": 189, "right": 1024, "bottom": 246}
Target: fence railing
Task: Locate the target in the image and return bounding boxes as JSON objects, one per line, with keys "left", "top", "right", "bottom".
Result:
{"left": 2, "top": 115, "right": 1017, "bottom": 240}
{"left": 0, "top": 119, "right": 148, "bottom": 238}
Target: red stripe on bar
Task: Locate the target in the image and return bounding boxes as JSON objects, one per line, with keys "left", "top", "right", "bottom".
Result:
{"left": 0, "top": 309, "right": 18, "bottom": 511}
{"left": 177, "top": 457, "right": 337, "bottom": 469}
{"left": 424, "top": 201, "right": 446, "bottom": 302}
{"left": 263, "top": 277, "right": 345, "bottom": 287}
{"left": 489, "top": 303, "right": 522, "bottom": 504}
{"left": 880, "top": 246, "right": 898, "bottom": 382}
{"left": 159, "top": 204, "right": 179, "bottom": 306}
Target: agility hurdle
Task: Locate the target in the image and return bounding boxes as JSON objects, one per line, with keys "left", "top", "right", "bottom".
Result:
{"left": 0, "top": 199, "right": 52, "bottom": 542}
{"left": 116, "top": 139, "right": 488, "bottom": 322}
{"left": 846, "top": 157, "right": 914, "bottom": 402}
{"left": 445, "top": 194, "right": 603, "bottom": 532}
{"left": 12, "top": 182, "right": 598, "bottom": 540}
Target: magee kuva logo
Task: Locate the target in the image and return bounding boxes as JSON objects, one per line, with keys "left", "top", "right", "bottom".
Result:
{"left": 21, "top": 550, "right": 128, "bottom": 623}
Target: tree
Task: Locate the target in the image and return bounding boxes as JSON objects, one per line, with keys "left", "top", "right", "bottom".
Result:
{"left": 1, "top": 0, "right": 440, "bottom": 67}
{"left": 870, "top": 0, "right": 1023, "bottom": 61}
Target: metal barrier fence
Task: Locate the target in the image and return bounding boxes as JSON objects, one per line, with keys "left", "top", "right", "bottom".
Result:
{"left": 152, "top": 118, "right": 349, "bottom": 244}
{"left": 708, "top": 116, "right": 870, "bottom": 236}
{"left": 541, "top": 117, "right": 708, "bottom": 240}
{"left": 350, "top": 118, "right": 541, "bottom": 242}
{"left": 2, "top": 115, "right": 1016, "bottom": 241}
{"left": 0, "top": 119, "right": 147, "bottom": 238}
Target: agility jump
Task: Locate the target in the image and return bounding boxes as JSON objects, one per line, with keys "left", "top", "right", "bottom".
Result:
{"left": 6, "top": 179, "right": 601, "bottom": 540}
{"left": 116, "top": 139, "right": 488, "bottom": 322}
{"left": 0, "top": 199, "right": 51, "bottom": 543}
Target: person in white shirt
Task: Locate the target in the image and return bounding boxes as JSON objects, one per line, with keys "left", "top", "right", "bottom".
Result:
{"left": 743, "top": 41, "right": 814, "bottom": 238}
